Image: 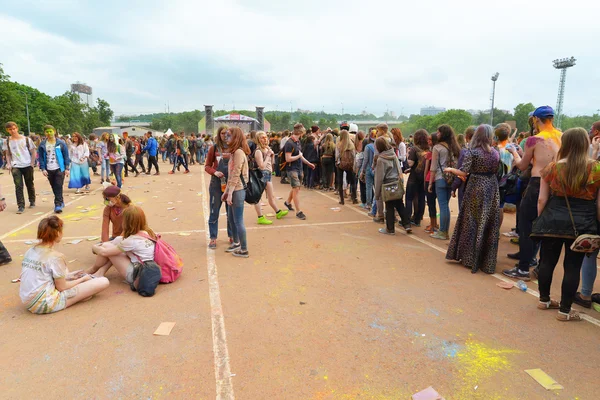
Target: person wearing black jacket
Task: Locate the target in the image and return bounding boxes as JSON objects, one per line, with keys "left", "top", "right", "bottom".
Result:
{"left": 302, "top": 135, "right": 319, "bottom": 189}
{"left": 123, "top": 132, "right": 138, "bottom": 177}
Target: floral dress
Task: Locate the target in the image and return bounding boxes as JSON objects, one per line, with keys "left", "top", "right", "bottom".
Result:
{"left": 446, "top": 148, "right": 501, "bottom": 273}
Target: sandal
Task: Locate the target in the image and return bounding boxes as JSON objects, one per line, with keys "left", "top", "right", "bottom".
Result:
{"left": 556, "top": 310, "right": 583, "bottom": 322}
{"left": 537, "top": 300, "right": 560, "bottom": 310}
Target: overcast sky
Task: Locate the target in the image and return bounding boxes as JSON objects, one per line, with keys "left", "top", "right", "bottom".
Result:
{"left": 1, "top": 0, "right": 599, "bottom": 117}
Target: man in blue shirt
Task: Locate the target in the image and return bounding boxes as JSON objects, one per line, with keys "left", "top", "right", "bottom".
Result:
{"left": 143, "top": 131, "right": 160, "bottom": 175}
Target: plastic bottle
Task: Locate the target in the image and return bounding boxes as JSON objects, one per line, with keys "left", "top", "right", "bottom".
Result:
{"left": 516, "top": 280, "right": 528, "bottom": 292}
{"left": 220, "top": 176, "right": 227, "bottom": 192}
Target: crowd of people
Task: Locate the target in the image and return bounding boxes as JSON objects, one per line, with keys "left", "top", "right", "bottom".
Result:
{"left": 3, "top": 111, "right": 600, "bottom": 321}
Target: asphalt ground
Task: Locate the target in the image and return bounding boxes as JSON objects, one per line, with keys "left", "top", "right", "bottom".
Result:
{"left": 0, "top": 161, "right": 599, "bottom": 399}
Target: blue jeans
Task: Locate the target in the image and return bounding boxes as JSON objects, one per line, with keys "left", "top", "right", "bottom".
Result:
{"left": 110, "top": 163, "right": 123, "bottom": 188}
{"left": 365, "top": 169, "right": 374, "bottom": 206}
{"left": 435, "top": 178, "right": 452, "bottom": 233}
{"left": 581, "top": 249, "right": 598, "bottom": 297}
{"left": 208, "top": 182, "right": 233, "bottom": 240}
{"left": 228, "top": 189, "right": 247, "bottom": 251}
{"left": 101, "top": 159, "right": 110, "bottom": 180}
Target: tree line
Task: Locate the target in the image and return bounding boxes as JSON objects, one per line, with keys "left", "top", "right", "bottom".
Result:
{"left": 0, "top": 64, "right": 114, "bottom": 136}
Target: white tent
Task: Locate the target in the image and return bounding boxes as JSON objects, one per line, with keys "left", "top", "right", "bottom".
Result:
{"left": 164, "top": 128, "right": 174, "bottom": 137}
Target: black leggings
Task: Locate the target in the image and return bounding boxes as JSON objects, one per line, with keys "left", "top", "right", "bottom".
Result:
{"left": 385, "top": 199, "right": 410, "bottom": 232}
{"left": 336, "top": 167, "right": 356, "bottom": 203}
{"left": 538, "top": 237, "right": 585, "bottom": 313}
{"left": 321, "top": 157, "right": 335, "bottom": 188}
{"left": 426, "top": 182, "right": 437, "bottom": 219}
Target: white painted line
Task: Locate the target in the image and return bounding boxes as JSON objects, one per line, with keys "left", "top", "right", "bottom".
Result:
{"left": 0, "top": 186, "right": 104, "bottom": 241}
{"left": 200, "top": 172, "right": 235, "bottom": 400}
{"left": 3, "top": 220, "right": 371, "bottom": 243}
{"left": 314, "top": 187, "right": 600, "bottom": 328}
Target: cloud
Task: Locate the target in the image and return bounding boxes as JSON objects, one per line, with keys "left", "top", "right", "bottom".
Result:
{"left": 1, "top": 0, "right": 599, "bottom": 117}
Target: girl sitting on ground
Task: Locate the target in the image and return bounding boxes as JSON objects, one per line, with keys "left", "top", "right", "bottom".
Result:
{"left": 20, "top": 216, "right": 109, "bottom": 314}
{"left": 89, "top": 206, "right": 158, "bottom": 287}
{"left": 100, "top": 186, "right": 132, "bottom": 242}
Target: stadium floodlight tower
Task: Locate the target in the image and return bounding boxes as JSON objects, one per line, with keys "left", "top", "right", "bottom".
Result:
{"left": 553, "top": 57, "right": 576, "bottom": 129}
{"left": 489, "top": 73, "right": 499, "bottom": 126}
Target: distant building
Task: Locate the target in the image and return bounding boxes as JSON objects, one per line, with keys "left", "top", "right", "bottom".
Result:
{"left": 466, "top": 109, "right": 481, "bottom": 116}
{"left": 420, "top": 106, "right": 446, "bottom": 116}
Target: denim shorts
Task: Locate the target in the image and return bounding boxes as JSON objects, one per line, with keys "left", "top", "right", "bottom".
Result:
{"left": 261, "top": 170, "right": 272, "bottom": 183}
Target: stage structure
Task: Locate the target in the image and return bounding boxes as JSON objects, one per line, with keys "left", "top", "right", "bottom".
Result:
{"left": 198, "top": 108, "right": 270, "bottom": 134}
{"left": 71, "top": 82, "right": 93, "bottom": 106}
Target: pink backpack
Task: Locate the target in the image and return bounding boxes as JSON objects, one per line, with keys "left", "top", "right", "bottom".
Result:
{"left": 139, "top": 232, "right": 183, "bottom": 283}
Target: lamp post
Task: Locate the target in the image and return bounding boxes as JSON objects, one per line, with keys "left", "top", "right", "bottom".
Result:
{"left": 17, "top": 90, "right": 31, "bottom": 136}
{"left": 490, "top": 73, "right": 499, "bottom": 126}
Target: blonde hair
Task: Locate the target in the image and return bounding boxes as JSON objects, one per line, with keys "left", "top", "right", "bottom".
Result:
{"left": 337, "top": 130, "right": 354, "bottom": 152}
{"left": 558, "top": 128, "right": 591, "bottom": 193}
{"left": 256, "top": 131, "right": 269, "bottom": 150}
{"left": 100, "top": 132, "right": 109, "bottom": 142}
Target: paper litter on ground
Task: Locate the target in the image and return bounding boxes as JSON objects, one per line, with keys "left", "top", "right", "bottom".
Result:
{"left": 330, "top": 207, "right": 341, "bottom": 212}
{"left": 89, "top": 216, "right": 101, "bottom": 220}
{"left": 525, "top": 369, "right": 563, "bottom": 390}
{"left": 33, "top": 212, "right": 44, "bottom": 216}
{"left": 178, "top": 232, "right": 191, "bottom": 236}
{"left": 496, "top": 281, "right": 514, "bottom": 290}
{"left": 70, "top": 217, "right": 82, "bottom": 221}
{"left": 153, "top": 196, "right": 159, "bottom": 198}
{"left": 11, "top": 278, "right": 20, "bottom": 283}
{"left": 153, "top": 322, "right": 176, "bottom": 336}
{"left": 412, "top": 386, "right": 445, "bottom": 400}
{"left": 266, "top": 213, "right": 275, "bottom": 217}
{"left": 24, "top": 240, "right": 38, "bottom": 245}
{"left": 172, "top": 218, "right": 178, "bottom": 222}
{"left": 68, "top": 259, "right": 77, "bottom": 263}
{"left": 87, "top": 237, "right": 100, "bottom": 241}
{"left": 68, "top": 239, "right": 83, "bottom": 245}
{"left": 167, "top": 207, "right": 175, "bottom": 210}
{"left": 80, "top": 209, "right": 89, "bottom": 213}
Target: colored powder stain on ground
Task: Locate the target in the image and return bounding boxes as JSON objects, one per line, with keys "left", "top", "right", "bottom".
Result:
{"left": 313, "top": 386, "right": 411, "bottom": 400}
{"left": 452, "top": 338, "right": 521, "bottom": 399}
{"left": 8, "top": 228, "right": 34, "bottom": 238}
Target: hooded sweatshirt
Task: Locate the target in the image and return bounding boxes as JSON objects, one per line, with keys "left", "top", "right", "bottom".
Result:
{"left": 374, "top": 148, "right": 401, "bottom": 201}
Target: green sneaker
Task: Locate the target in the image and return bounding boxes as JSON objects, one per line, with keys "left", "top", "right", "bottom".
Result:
{"left": 276, "top": 209, "right": 289, "bottom": 219}
{"left": 257, "top": 216, "right": 273, "bottom": 225}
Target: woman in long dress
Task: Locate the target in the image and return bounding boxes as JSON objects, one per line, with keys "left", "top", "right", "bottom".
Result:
{"left": 68, "top": 132, "right": 91, "bottom": 193}
{"left": 444, "top": 124, "right": 501, "bottom": 274}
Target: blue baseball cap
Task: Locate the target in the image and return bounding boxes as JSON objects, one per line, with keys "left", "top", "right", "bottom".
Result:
{"left": 532, "top": 106, "right": 554, "bottom": 118}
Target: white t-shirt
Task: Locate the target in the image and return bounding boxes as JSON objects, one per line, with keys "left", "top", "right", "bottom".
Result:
{"left": 116, "top": 232, "right": 155, "bottom": 263}
{"left": 45, "top": 142, "right": 60, "bottom": 171}
{"left": 2, "top": 136, "right": 35, "bottom": 168}
{"left": 19, "top": 246, "right": 66, "bottom": 306}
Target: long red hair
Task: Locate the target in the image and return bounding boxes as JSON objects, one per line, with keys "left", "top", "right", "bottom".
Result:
{"left": 228, "top": 127, "right": 250, "bottom": 155}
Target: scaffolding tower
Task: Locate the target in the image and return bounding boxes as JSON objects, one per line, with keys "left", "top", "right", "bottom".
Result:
{"left": 553, "top": 57, "right": 576, "bottom": 129}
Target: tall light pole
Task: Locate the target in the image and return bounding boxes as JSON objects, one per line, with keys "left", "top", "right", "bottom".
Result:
{"left": 341, "top": 102, "right": 344, "bottom": 115}
{"left": 17, "top": 90, "right": 31, "bottom": 136}
{"left": 553, "top": 57, "right": 576, "bottom": 130}
{"left": 490, "top": 73, "right": 499, "bottom": 126}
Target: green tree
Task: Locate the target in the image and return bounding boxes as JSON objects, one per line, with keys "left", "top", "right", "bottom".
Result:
{"left": 513, "top": 103, "right": 536, "bottom": 132}
{"left": 298, "top": 114, "right": 314, "bottom": 130}
{"left": 433, "top": 109, "right": 474, "bottom": 135}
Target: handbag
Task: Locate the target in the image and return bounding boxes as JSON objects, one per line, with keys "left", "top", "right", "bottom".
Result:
{"left": 381, "top": 158, "right": 405, "bottom": 202}
{"left": 240, "top": 167, "right": 266, "bottom": 205}
{"left": 560, "top": 179, "right": 600, "bottom": 253}
{"left": 438, "top": 143, "right": 456, "bottom": 186}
